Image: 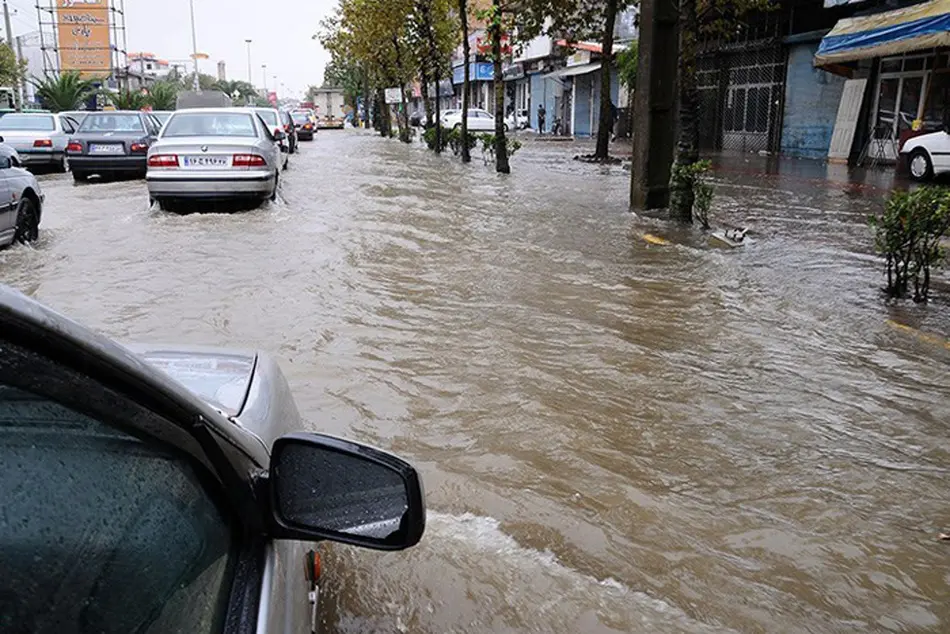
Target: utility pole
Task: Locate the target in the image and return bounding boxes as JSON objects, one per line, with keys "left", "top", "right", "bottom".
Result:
{"left": 262, "top": 64, "right": 267, "bottom": 92}
{"left": 2, "top": 0, "right": 19, "bottom": 109}
{"left": 189, "top": 0, "right": 200, "bottom": 91}
{"left": 15, "top": 34, "right": 24, "bottom": 108}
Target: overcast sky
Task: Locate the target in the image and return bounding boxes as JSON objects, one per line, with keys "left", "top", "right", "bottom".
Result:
{"left": 9, "top": 0, "right": 336, "bottom": 98}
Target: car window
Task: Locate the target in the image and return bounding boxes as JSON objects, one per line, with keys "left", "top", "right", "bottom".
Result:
{"left": 255, "top": 110, "right": 278, "bottom": 127}
{"left": 0, "top": 154, "right": 12, "bottom": 169}
{"left": 291, "top": 112, "right": 309, "bottom": 124}
{"left": 163, "top": 112, "right": 257, "bottom": 137}
{"left": 0, "top": 114, "right": 55, "bottom": 131}
{"left": 60, "top": 117, "right": 77, "bottom": 133}
{"left": 78, "top": 113, "right": 145, "bottom": 133}
{"left": 0, "top": 383, "right": 236, "bottom": 634}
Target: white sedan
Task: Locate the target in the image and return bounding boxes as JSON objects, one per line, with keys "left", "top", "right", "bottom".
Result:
{"left": 0, "top": 143, "right": 43, "bottom": 246}
{"left": 440, "top": 108, "right": 507, "bottom": 132}
{"left": 146, "top": 108, "right": 284, "bottom": 209}
{"left": 901, "top": 130, "right": 950, "bottom": 181}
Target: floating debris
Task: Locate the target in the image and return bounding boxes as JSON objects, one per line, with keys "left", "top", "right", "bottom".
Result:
{"left": 643, "top": 233, "right": 670, "bottom": 246}
{"left": 710, "top": 227, "right": 749, "bottom": 249}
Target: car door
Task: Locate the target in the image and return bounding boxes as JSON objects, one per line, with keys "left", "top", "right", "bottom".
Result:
{"left": 0, "top": 150, "right": 14, "bottom": 243}
{"left": 57, "top": 115, "right": 78, "bottom": 152}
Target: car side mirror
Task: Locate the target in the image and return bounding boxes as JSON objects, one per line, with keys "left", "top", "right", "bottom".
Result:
{"left": 269, "top": 433, "right": 425, "bottom": 550}
{"left": 273, "top": 129, "right": 286, "bottom": 141}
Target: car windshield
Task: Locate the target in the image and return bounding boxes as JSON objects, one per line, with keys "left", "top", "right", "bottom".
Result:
{"left": 255, "top": 110, "right": 278, "bottom": 126}
{"left": 0, "top": 382, "right": 235, "bottom": 634}
{"left": 79, "top": 113, "right": 144, "bottom": 133}
{"left": 162, "top": 112, "right": 257, "bottom": 137}
{"left": 0, "top": 114, "right": 55, "bottom": 131}
{"left": 291, "top": 112, "right": 309, "bottom": 123}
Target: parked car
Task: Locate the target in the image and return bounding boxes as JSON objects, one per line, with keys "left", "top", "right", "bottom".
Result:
{"left": 0, "top": 112, "right": 80, "bottom": 172}
{"left": 0, "top": 285, "right": 426, "bottom": 634}
{"left": 278, "top": 109, "right": 298, "bottom": 154}
{"left": 0, "top": 143, "right": 43, "bottom": 247}
{"left": 410, "top": 110, "right": 424, "bottom": 127}
{"left": 66, "top": 111, "right": 162, "bottom": 181}
{"left": 506, "top": 108, "right": 529, "bottom": 131}
{"left": 290, "top": 110, "right": 316, "bottom": 141}
{"left": 901, "top": 130, "right": 950, "bottom": 181}
{"left": 146, "top": 108, "right": 284, "bottom": 209}
{"left": 440, "top": 108, "right": 504, "bottom": 132}
{"left": 251, "top": 107, "right": 290, "bottom": 167}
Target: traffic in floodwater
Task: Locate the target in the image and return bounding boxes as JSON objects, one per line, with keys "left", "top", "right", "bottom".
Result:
{"left": 3, "top": 132, "right": 949, "bottom": 633}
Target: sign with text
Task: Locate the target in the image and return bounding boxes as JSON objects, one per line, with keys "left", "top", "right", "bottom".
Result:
{"left": 56, "top": 0, "right": 112, "bottom": 77}
{"left": 384, "top": 87, "right": 402, "bottom": 104}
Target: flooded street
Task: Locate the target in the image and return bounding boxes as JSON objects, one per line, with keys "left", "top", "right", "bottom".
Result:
{"left": 3, "top": 131, "right": 950, "bottom": 633}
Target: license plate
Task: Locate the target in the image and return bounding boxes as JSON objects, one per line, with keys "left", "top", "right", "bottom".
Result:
{"left": 89, "top": 143, "right": 124, "bottom": 155}
{"left": 182, "top": 155, "right": 229, "bottom": 168}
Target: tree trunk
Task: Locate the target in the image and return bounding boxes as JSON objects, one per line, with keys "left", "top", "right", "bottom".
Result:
{"left": 459, "top": 0, "right": 471, "bottom": 163}
{"left": 424, "top": 0, "right": 443, "bottom": 153}
{"left": 490, "top": 0, "right": 510, "bottom": 174}
{"left": 594, "top": 0, "right": 618, "bottom": 159}
{"left": 669, "top": 0, "right": 699, "bottom": 222}
{"left": 420, "top": 62, "right": 434, "bottom": 131}
{"left": 376, "top": 87, "right": 391, "bottom": 137}
{"left": 362, "top": 71, "right": 371, "bottom": 129}
{"left": 392, "top": 36, "right": 411, "bottom": 143}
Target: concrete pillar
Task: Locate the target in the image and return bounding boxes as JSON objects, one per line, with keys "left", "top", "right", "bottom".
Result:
{"left": 630, "top": 0, "right": 680, "bottom": 210}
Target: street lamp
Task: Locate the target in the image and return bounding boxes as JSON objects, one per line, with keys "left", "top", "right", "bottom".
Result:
{"left": 262, "top": 64, "right": 268, "bottom": 92}
{"left": 245, "top": 39, "right": 252, "bottom": 84}
{"left": 189, "top": 0, "right": 200, "bottom": 91}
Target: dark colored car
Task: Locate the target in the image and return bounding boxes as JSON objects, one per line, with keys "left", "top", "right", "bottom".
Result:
{"left": 290, "top": 110, "right": 315, "bottom": 141}
{"left": 279, "top": 109, "right": 298, "bottom": 153}
{"left": 66, "top": 111, "right": 161, "bottom": 181}
{"left": 0, "top": 285, "right": 427, "bottom": 633}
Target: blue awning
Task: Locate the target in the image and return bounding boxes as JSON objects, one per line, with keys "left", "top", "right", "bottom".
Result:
{"left": 816, "top": 0, "right": 950, "bottom": 66}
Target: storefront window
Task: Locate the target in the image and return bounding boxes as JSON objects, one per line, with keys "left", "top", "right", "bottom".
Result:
{"left": 899, "top": 76, "right": 924, "bottom": 131}
{"left": 923, "top": 71, "right": 950, "bottom": 130}
{"left": 875, "top": 77, "right": 899, "bottom": 137}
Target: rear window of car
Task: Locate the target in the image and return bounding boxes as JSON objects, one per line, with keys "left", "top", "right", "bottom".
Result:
{"left": 162, "top": 113, "right": 257, "bottom": 137}
{"left": 79, "top": 113, "right": 144, "bottom": 133}
{"left": 255, "top": 110, "right": 278, "bottom": 127}
{"left": 291, "top": 112, "right": 309, "bottom": 123}
{"left": 0, "top": 114, "right": 55, "bottom": 131}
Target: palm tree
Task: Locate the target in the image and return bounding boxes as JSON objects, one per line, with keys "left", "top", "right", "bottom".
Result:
{"left": 108, "top": 89, "right": 148, "bottom": 110}
{"left": 31, "top": 71, "right": 96, "bottom": 112}
{"left": 147, "top": 81, "right": 178, "bottom": 110}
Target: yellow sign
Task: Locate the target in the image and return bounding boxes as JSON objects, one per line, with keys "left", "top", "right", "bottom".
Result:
{"left": 56, "top": 0, "right": 112, "bottom": 78}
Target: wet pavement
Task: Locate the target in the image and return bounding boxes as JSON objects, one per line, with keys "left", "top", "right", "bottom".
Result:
{"left": 3, "top": 131, "right": 950, "bottom": 633}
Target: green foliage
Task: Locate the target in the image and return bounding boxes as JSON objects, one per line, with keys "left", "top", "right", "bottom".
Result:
{"left": 869, "top": 187, "right": 950, "bottom": 302}
{"left": 214, "top": 79, "right": 258, "bottom": 103}
{"left": 107, "top": 89, "right": 148, "bottom": 110}
{"left": 670, "top": 159, "right": 714, "bottom": 229}
{"left": 31, "top": 71, "right": 96, "bottom": 112}
{"left": 0, "top": 43, "right": 26, "bottom": 89}
{"left": 617, "top": 43, "right": 638, "bottom": 89}
{"left": 146, "top": 81, "right": 178, "bottom": 110}
{"left": 477, "top": 133, "right": 521, "bottom": 163}
{"left": 445, "top": 126, "right": 477, "bottom": 156}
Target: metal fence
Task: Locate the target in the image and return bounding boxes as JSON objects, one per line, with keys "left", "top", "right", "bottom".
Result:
{"left": 697, "top": 45, "right": 786, "bottom": 154}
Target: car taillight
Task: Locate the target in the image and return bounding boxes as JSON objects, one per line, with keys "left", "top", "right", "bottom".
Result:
{"left": 33, "top": 139, "right": 52, "bottom": 148}
{"left": 284, "top": 123, "right": 292, "bottom": 131}
{"left": 147, "top": 154, "right": 178, "bottom": 167}
{"left": 232, "top": 153, "right": 266, "bottom": 167}
{"left": 130, "top": 142, "right": 148, "bottom": 153}
{"left": 66, "top": 141, "right": 82, "bottom": 153}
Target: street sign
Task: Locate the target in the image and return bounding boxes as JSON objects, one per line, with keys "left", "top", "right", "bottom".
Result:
{"left": 384, "top": 87, "right": 401, "bottom": 104}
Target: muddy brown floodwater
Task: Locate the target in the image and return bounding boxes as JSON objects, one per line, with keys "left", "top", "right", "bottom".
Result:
{"left": 3, "top": 132, "right": 950, "bottom": 633}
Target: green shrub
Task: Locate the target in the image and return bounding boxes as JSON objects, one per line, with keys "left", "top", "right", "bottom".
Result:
{"left": 477, "top": 133, "right": 521, "bottom": 164}
{"left": 870, "top": 186, "right": 950, "bottom": 302}
{"left": 445, "top": 127, "right": 477, "bottom": 156}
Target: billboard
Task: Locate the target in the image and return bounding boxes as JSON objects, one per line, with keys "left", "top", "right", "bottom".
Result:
{"left": 56, "top": 0, "right": 112, "bottom": 77}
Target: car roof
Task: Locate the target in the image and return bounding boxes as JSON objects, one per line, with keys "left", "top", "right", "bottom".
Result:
{"left": 172, "top": 107, "right": 258, "bottom": 115}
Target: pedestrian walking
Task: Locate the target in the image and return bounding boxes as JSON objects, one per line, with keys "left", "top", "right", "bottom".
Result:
{"left": 537, "top": 103, "right": 546, "bottom": 135}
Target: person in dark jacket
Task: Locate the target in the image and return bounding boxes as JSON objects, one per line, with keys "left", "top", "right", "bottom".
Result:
{"left": 537, "top": 103, "right": 546, "bottom": 135}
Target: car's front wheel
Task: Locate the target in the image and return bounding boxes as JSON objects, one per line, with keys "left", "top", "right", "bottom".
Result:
{"left": 908, "top": 148, "right": 934, "bottom": 182}
{"left": 13, "top": 198, "right": 39, "bottom": 244}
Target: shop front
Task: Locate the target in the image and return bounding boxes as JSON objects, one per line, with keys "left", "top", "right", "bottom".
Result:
{"left": 816, "top": 0, "right": 950, "bottom": 162}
